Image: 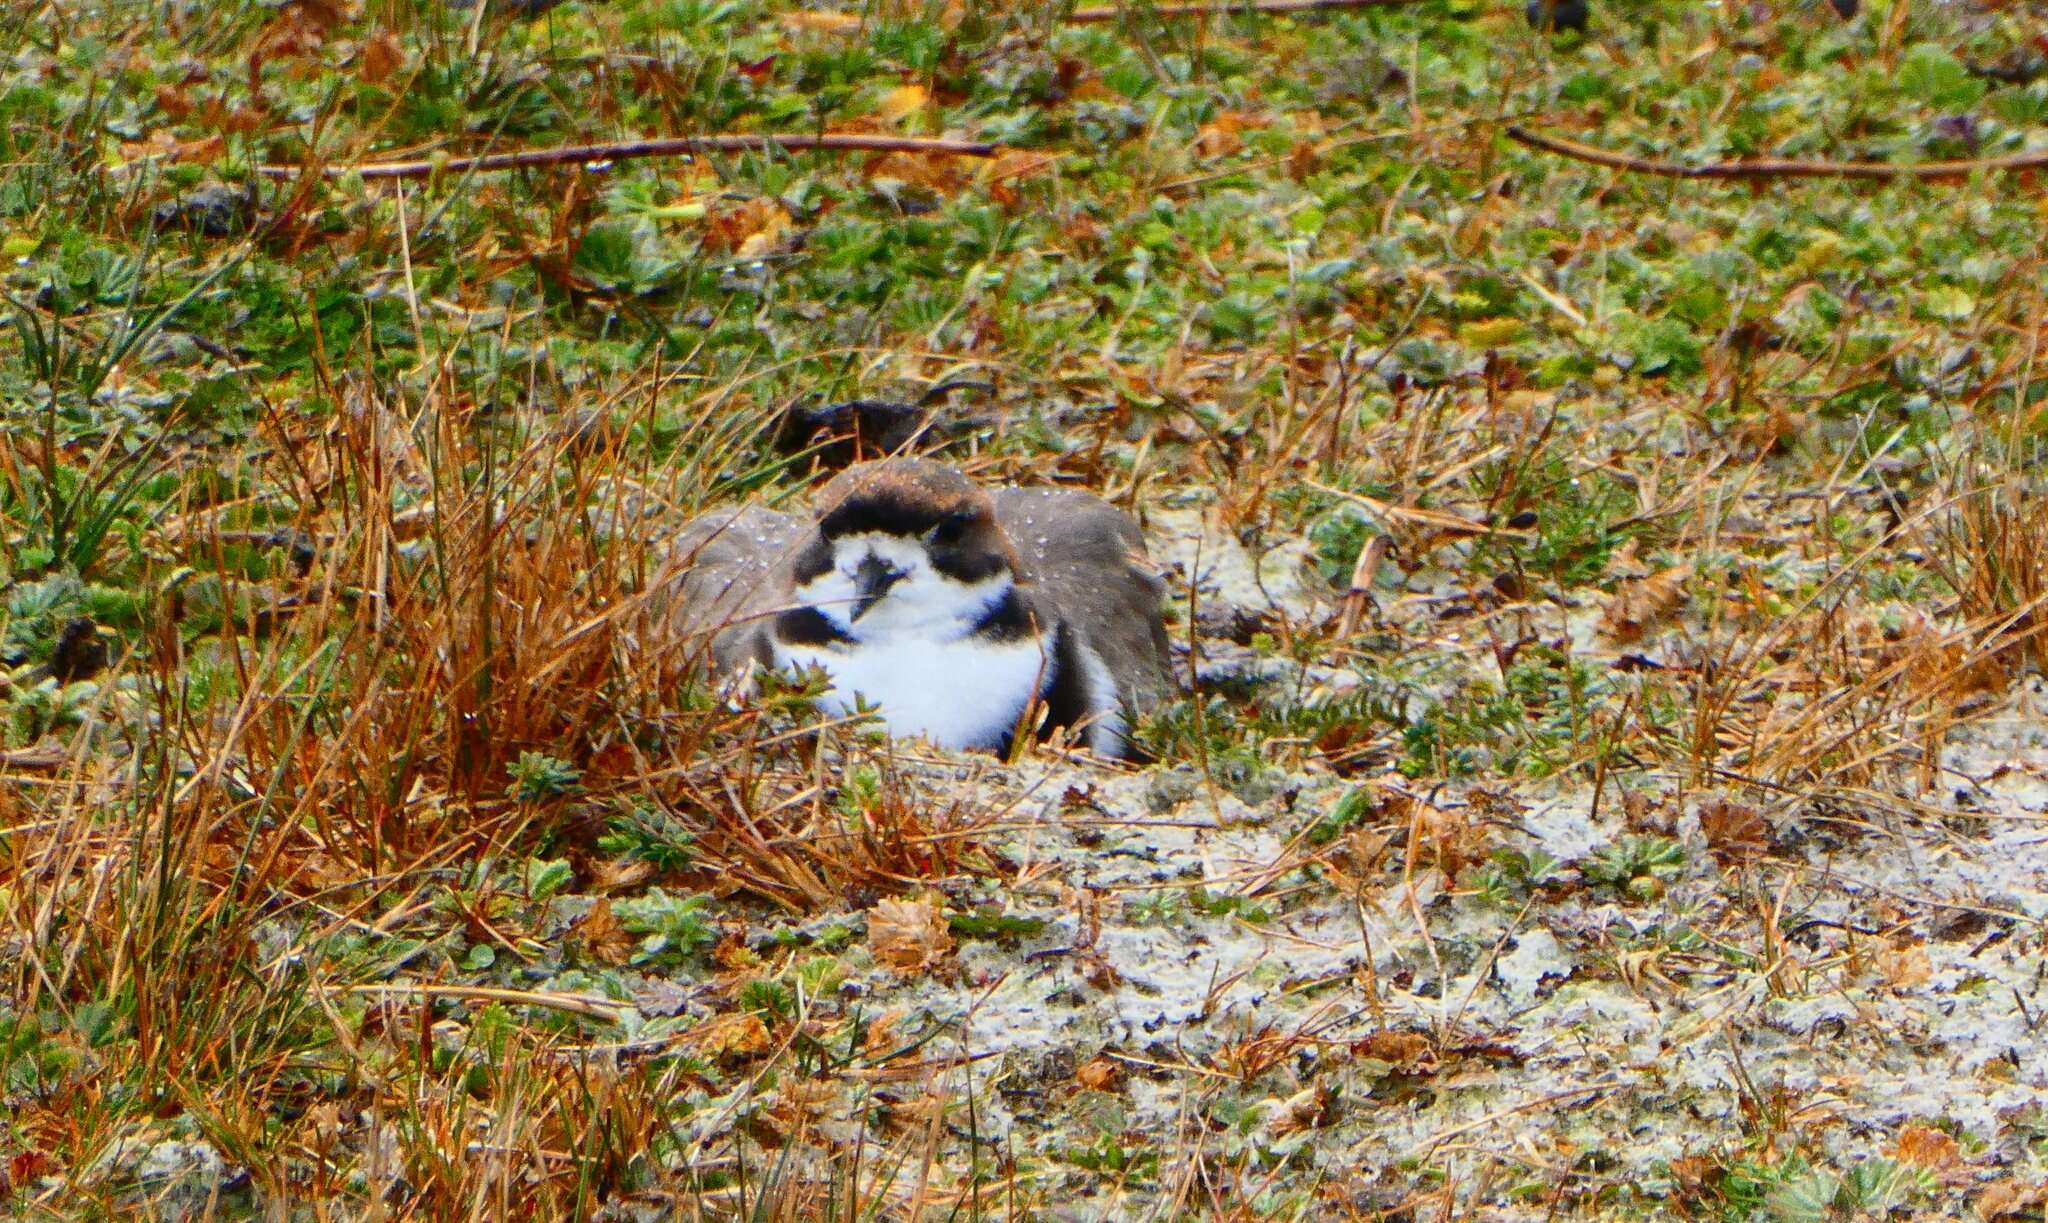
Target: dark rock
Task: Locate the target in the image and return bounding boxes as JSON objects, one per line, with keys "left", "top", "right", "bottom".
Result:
{"left": 1967, "top": 48, "right": 2045, "bottom": 85}
{"left": 1525, "top": 0, "right": 1588, "bottom": 31}
{"left": 556, "top": 409, "right": 624, "bottom": 457}
{"left": 1193, "top": 601, "right": 1271, "bottom": 646}
{"left": 1932, "top": 113, "right": 1981, "bottom": 155}
{"left": 262, "top": 528, "right": 319, "bottom": 576}
{"left": 48, "top": 617, "right": 109, "bottom": 683}
{"left": 152, "top": 184, "right": 251, "bottom": 237}
{"left": 776, "top": 380, "right": 991, "bottom": 468}
{"left": 779, "top": 398, "right": 927, "bottom": 464}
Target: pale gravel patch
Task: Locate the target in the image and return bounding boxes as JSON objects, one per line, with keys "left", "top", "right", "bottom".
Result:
{"left": 767, "top": 679, "right": 2048, "bottom": 1217}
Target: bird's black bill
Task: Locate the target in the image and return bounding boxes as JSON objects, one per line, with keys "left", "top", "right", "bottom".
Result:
{"left": 850, "top": 554, "right": 906, "bottom": 620}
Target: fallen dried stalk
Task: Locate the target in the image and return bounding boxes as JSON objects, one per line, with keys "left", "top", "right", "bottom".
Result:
{"left": 0, "top": 747, "right": 70, "bottom": 771}
{"left": 1307, "top": 478, "right": 1534, "bottom": 540}
{"left": 260, "top": 133, "right": 999, "bottom": 182}
{"left": 346, "top": 983, "right": 630, "bottom": 1021}
{"left": 1507, "top": 125, "right": 2048, "bottom": 181}
{"left": 1403, "top": 1080, "right": 1627, "bottom": 1158}
{"left": 1070, "top": 0, "right": 1418, "bottom": 19}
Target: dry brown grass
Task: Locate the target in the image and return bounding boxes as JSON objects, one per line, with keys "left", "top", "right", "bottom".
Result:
{"left": 0, "top": 358, "right": 1018, "bottom": 1215}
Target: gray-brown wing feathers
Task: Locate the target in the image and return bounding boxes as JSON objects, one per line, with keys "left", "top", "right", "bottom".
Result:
{"left": 665, "top": 486, "right": 1175, "bottom": 722}
{"left": 663, "top": 504, "right": 808, "bottom": 672}
{"left": 992, "top": 487, "right": 1173, "bottom": 714}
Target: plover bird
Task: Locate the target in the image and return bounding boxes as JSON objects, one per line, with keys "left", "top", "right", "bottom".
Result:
{"left": 665, "top": 459, "right": 1171, "bottom": 758}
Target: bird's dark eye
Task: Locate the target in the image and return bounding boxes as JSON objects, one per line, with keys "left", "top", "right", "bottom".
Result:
{"left": 927, "top": 511, "right": 975, "bottom": 545}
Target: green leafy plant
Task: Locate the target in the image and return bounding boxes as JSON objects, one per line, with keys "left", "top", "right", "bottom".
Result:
{"left": 507, "top": 752, "right": 582, "bottom": 802}
{"left": 1583, "top": 836, "right": 1687, "bottom": 901}
{"left": 611, "top": 890, "right": 718, "bottom": 965}
{"left": 597, "top": 804, "right": 697, "bottom": 871}
{"left": 4, "top": 246, "right": 248, "bottom": 574}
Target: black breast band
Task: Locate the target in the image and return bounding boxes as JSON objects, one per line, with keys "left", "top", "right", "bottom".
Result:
{"left": 774, "top": 606, "right": 853, "bottom": 646}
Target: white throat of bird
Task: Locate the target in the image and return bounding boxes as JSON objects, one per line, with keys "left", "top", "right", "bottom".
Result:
{"left": 775, "top": 532, "right": 1052, "bottom": 750}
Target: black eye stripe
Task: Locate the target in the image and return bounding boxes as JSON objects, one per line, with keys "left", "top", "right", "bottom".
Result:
{"left": 791, "top": 538, "right": 833, "bottom": 583}
{"left": 929, "top": 547, "right": 1007, "bottom": 583}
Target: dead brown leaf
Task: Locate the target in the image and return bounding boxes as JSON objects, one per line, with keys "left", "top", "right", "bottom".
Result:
{"left": 1603, "top": 564, "right": 1692, "bottom": 642}
{"left": 874, "top": 84, "right": 928, "bottom": 124}
{"left": 686, "top": 1011, "right": 772, "bottom": 1058}
{"left": 1259, "top": 1086, "right": 1330, "bottom": 1137}
{"left": 1355, "top": 1029, "right": 1433, "bottom": 1069}
{"left": 867, "top": 895, "right": 952, "bottom": 975}
{"left": 862, "top": 1006, "right": 911, "bottom": 1059}
{"left": 1075, "top": 1056, "right": 1125, "bottom": 1092}
{"left": 1873, "top": 938, "right": 1932, "bottom": 990}
{"left": 1977, "top": 1177, "right": 2048, "bottom": 1221}
{"left": 571, "top": 898, "right": 634, "bottom": 966}
{"left": 780, "top": 9, "right": 861, "bottom": 33}
{"left": 119, "top": 131, "right": 226, "bottom": 165}
{"left": 154, "top": 84, "right": 193, "bottom": 120}
{"left": 1892, "top": 1123, "right": 1963, "bottom": 1171}
{"left": 585, "top": 855, "right": 653, "bottom": 895}
{"left": 701, "top": 198, "right": 791, "bottom": 256}
{"left": 1697, "top": 796, "right": 1769, "bottom": 864}
{"left": 1194, "top": 111, "right": 1267, "bottom": 159}
{"left": 359, "top": 31, "right": 404, "bottom": 84}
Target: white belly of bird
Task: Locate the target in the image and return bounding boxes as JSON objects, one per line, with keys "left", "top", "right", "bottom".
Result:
{"left": 775, "top": 633, "right": 1052, "bottom": 751}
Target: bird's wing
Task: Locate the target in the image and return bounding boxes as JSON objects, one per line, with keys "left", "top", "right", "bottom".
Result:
{"left": 992, "top": 487, "right": 1174, "bottom": 711}
{"left": 662, "top": 504, "right": 811, "bottom": 672}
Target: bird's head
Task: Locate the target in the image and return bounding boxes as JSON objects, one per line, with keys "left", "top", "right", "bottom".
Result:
{"left": 790, "top": 460, "right": 1022, "bottom": 638}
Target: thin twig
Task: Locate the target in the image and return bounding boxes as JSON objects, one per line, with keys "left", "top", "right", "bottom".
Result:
{"left": 1308, "top": 478, "right": 1535, "bottom": 541}
{"left": 1404, "top": 1080, "right": 1626, "bottom": 1159}
{"left": 346, "top": 982, "right": 630, "bottom": 1020}
{"left": 1070, "top": 0, "right": 1420, "bottom": 20}
{"left": 1506, "top": 125, "right": 2048, "bottom": 181}
{"left": 259, "top": 133, "right": 999, "bottom": 182}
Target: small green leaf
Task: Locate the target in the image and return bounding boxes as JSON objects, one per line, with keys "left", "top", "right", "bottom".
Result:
{"left": 507, "top": 752, "right": 581, "bottom": 802}
{"left": 526, "top": 858, "right": 574, "bottom": 901}
{"left": 1207, "top": 294, "right": 1262, "bottom": 342}
{"left": 1920, "top": 285, "right": 1975, "bottom": 321}
{"left": 1626, "top": 316, "right": 1703, "bottom": 378}
{"left": 1896, "top": 45, "right": 1985, "bottom": 109}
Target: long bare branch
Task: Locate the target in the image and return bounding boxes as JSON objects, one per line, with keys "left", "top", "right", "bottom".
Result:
{"left": 1506, "top": 124, "right": 2048, "bottom": 181}
{"left": 259, "top": 133, "right": 998, "bottom": 182}
{"left": 1069, "top": 0, "right": 1418, "bottom": 21}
